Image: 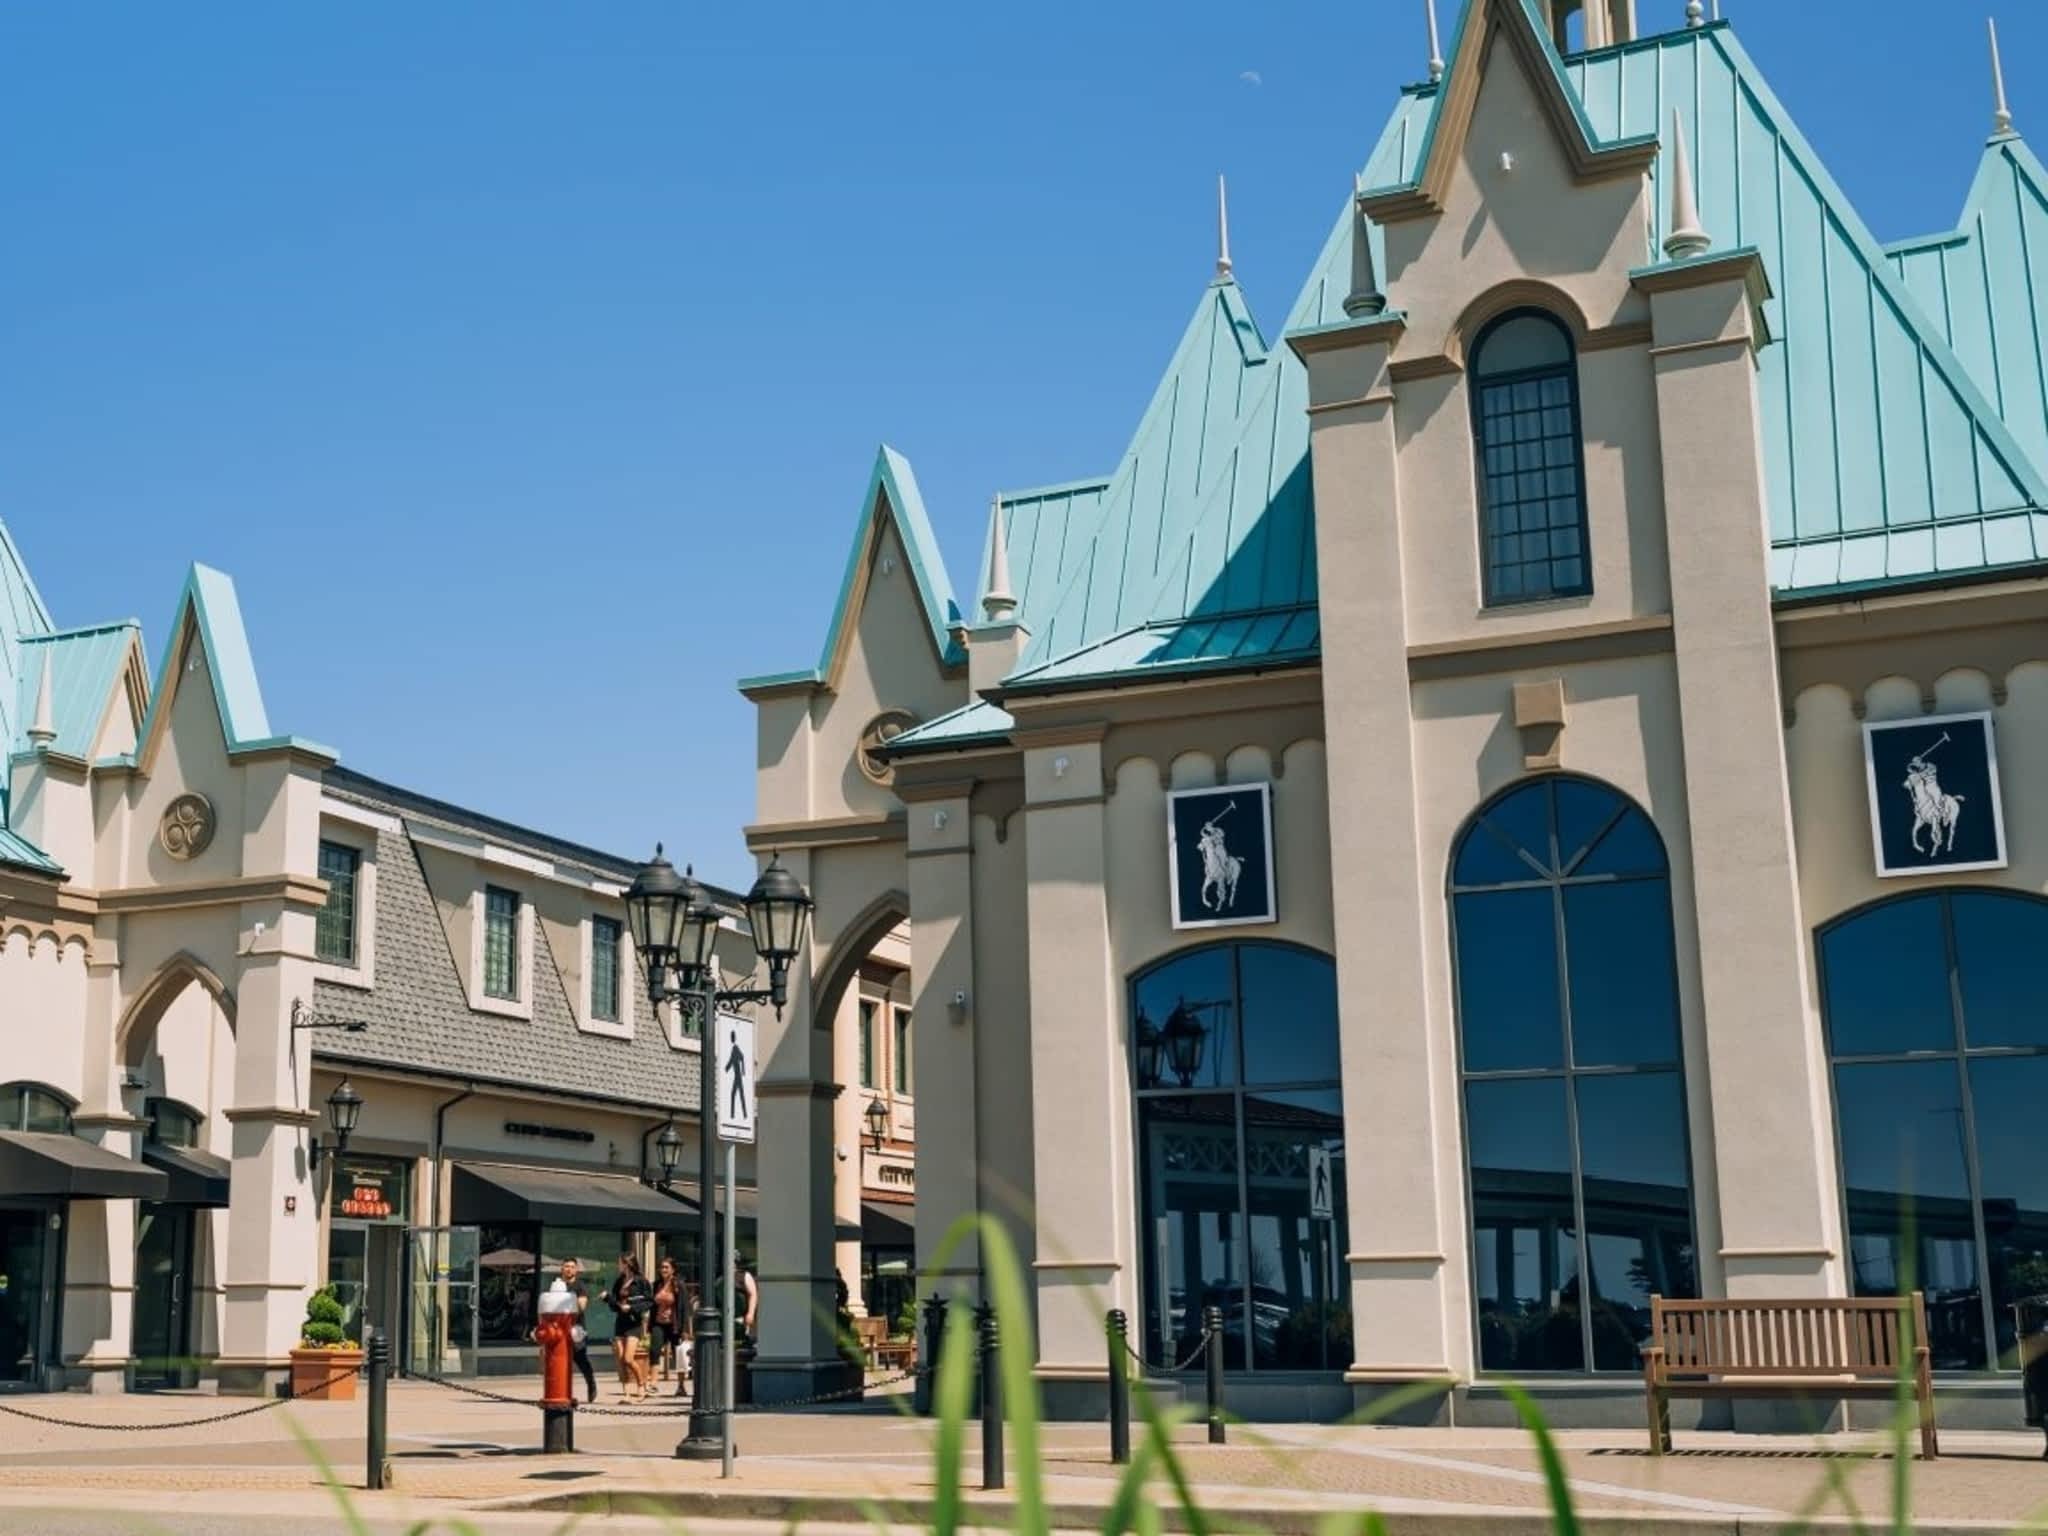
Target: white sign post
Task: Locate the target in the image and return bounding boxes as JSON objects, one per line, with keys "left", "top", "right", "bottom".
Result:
{"left": 715, "top": 1013, "right": 756, "bottom": 1478}
{"left": 1308, "top": 1146, "right": 1333, "bottom": 1222}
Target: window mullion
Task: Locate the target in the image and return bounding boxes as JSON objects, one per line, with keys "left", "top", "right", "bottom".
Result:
{"left": 1944, "top": 894, "right": 2000, "bottom": 1369}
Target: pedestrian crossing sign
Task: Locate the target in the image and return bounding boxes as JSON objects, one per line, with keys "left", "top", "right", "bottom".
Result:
{"left": 716, "top": 1013, "right": 757, "bottom": 1145}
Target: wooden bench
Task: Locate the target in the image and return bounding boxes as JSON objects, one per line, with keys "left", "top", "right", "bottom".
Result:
{"left": 1643, "top": 1294, "right": 1937, "bottom": 1459}
{"left": 852, "top": 1316, "right": 917, "bottom": 1373}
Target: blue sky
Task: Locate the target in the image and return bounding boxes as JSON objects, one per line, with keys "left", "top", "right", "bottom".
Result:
{"left": 0, "top": 1, "right": 2033, "bottom": 887}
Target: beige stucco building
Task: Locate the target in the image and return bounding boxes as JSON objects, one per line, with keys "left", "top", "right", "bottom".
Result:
{"left": 741, "top": 0, "right": 2048, "bottom": 1426}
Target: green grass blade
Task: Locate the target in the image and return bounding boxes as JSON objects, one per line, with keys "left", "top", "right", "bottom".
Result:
{"left": 930, "top": 1298, "right": 979, "bottom": 1536}
{"left": 1098, "top": 1431, "right": 1159, "bottom": 1536}
{"left": 978, "top": 1215, "right": 1048, "bottom": 1536}
{"left": 1498, "top": 1382, "right": 1580, "bottom": 1536}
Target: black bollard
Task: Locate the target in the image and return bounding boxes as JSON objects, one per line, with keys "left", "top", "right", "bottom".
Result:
{"left": 978, "top": 1302, "right": 1003, "bottom": 1492}
{"left": 915, "top": 1292, "right": 948, "bottom": 1416}
{"left": 1203, "top": 1305, "right": 1226, "bottom": 1445}
{"left": 365, "top": 1325, "right": 391, "bottom": 1491}
{"left": 1105, "top": 1310, "right": 1131, "bottom": 1466}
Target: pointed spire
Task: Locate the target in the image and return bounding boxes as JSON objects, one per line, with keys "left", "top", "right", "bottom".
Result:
{"left": 26, "top": 650, "right": 56, "bottom": 750}
{"left": 1990, "top": 17, "right": 2016, "bottom": 138}
{"left": 1426, "top": 0, "right": 1444, "bottom": 83}
{"left": 980, "top": 496, "right": 1017, "bottom": 622}
{"left": 1214, "top": 174, "right": 1233, "bottom": 282}
{"left": 1663, "top": 109, "right": 1711, "bottom": 259}
{"left": 1343, "top": 174, "right": 1388, "bottom": 318}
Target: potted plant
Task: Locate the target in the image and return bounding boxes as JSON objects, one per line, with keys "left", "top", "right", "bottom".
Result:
{"left": 289, "top": 1286, "right": 363, "bottom": 1401}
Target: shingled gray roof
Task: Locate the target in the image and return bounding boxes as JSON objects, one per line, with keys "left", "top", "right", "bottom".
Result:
{"left": 311, "top": 787, "right": 703, "bottom": 1117}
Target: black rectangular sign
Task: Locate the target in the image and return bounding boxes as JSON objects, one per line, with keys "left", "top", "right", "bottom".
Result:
{"left": 1167, "top": 782, "right": 1277, "bottom": 929}
{"left": 1863, "top": 711, "right": 2007, "bottom": 877}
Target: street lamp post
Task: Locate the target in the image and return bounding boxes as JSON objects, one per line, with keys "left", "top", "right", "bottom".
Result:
{"left": 625, "top": 846, "right": 812, "bottom": 1462}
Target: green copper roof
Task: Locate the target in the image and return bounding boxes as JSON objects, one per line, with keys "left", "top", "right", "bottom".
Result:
{"left": 1005, "top": 603, "right": 1320, "bottom": 695}
{"left": 887, "top": 696, "right": 1014, "bottom": 754}
{"left": 0, "top": 823, "right": 59, "bottom": 876}
{"left": 12, "top": 622, "right": 139, "bottom": 762}
{"left": 0, "top": 517, "right": 54, "bottom": 785}
{"left": 979, "top": 477, "right": 1109, "bottom": 629}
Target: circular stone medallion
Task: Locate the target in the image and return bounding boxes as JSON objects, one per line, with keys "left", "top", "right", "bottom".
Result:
{"left": 857, "top": 709, "right": 919, "bottom": 785}
{"left": 159, "top": 793, "right": 217, "bottom": 860}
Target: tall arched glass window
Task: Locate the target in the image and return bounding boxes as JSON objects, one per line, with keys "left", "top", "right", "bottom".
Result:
{"left": 1450, "top": 776, "right": 1697, "bottom": 1373}
{"left": 1819, "top": 889, "right": 2048, "bottom": 1372}
{"left": 1471, "top": 309, "right": 1590, "bottom": 605}
{"left": 0, "top": 1082, "right": 75, "bottom": 1134}
{"left": 1132, "top": 943, "right": 1347, "bottom": 1375}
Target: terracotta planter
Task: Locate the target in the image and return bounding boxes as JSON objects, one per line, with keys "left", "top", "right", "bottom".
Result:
{"left": 289, "top": 1346, "right": 363, "bottom": 1402}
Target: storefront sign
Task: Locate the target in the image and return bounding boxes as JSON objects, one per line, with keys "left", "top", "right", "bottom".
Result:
{"left": 1167, "top": 783, "right": 1276, "bottom": 930}
{"left": 1863, "top": 711, "right": 2008, "bottom": 878}
{"left": 504, "top": 1121, "right": 595, "bottom": 1144}
{"left": 334, "top": 1154, "right": 410, "bottom": 1223}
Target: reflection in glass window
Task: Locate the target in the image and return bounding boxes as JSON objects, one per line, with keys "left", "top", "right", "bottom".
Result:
{"left": 0, "top": 1082, "right": 75, "bottom": 1134}
{"left": 1819, "top": 890, "right": 2048, "bottom": 1371}
{"left": 1133, "top": 944, "right": 1345, "bottom": 1374}
{"left": 1470, "top": 309, "right": 1590, "bottom": 605}
{"left": 1450, "top": 777, "right": 1697, "bottom": 1374}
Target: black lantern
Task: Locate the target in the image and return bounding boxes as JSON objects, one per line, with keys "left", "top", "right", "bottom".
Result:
{"left": 654, "top": 1120, "right": 683, "bottom": 1185}
{"left": 675, "top": 871, "right": 721, "bottom": 992}
{"left": 745, "top": 854, "right": 814, "bottom": 1013}
{"left": 1161, "top": 1001, "right": 1208, "bottom": 1087}
{"left": 626, "top": 845, "right": 691, "bottom": 1000}
{"left": 1134, "top": 1008, "right": 1162, "bottom": 1088}
{"left": 863, "top": 1096, "right": 890, "bottom": 1148}
{"left": 314, "top": 1077, "right": 364, "bottom": 1171}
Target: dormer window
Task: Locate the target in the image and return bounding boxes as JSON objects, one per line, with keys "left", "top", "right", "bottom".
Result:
{"left": 1471, "top": 309, "right": 1590, "bottom": 606}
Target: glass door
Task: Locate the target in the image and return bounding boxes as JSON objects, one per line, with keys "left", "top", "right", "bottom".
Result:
{"left": 407, "top": 1226, "right": 480, "bottom": 1378}
{"left": 0, "top": 1208, "right": 56, "bottom": 1391}
{"left": 132, "top": 1204, "right": 195, "bottom": 1389}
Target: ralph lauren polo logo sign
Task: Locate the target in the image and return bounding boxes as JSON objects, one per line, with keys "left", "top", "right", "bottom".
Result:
{"left": 1863, "top": 711, "right": 2008, "bottom": 878}
{"left": 1168, "top": 783, "right": 1276, "bottom": 930}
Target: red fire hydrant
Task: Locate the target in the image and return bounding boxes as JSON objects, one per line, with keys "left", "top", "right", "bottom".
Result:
{"left": 536, "top": 1282, "right": 579, "bottom": 1453}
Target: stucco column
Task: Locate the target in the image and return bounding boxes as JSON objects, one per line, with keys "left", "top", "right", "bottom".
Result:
{"left": 752, "top": 847, "right": 848, "bottom": 1399}
{"left": 1019, "top": 730, "right": 1126, "bottom": 1410}
{"left": 1641, "top": 258, "right": 1840, "bottom": 1297}
{"left": 218, "top": 898, "right": 320, "bottom": 1394}
{"left": 898, "top": 780, "right": 981, "bottom": 1296}
{"left": 831, "top": 984, "right": 864, "bottom": 1313}
{"left": 1294, "top": 316, "right": 1458, "bottom": 1388}
{"left": 61, "top": 1114, "right": 147, "bottom": 1393}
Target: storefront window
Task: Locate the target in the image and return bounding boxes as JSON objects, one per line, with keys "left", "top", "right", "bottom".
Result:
{"left": 1450, "top": 776, "right": 1698, "bottom": 1375}
{"left": 1132, "top": 943, "right": 1347, "bottom": 1374}
{"left": 539, "top": 1228, "right": 627, "bottom": 1344}
{"left": 478, "top": 1224, "right": 539, "bottom": 1344}
{"left": 0, "top": 1084, "right": 74, "bottom": 1135}
{"left": 1820, "top": 889, "right": 2048, "bottom": 1371}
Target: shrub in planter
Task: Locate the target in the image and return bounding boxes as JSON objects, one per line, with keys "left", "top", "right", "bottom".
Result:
{"left": 289, "top": 1286, "right": 363, "bottom": 1402}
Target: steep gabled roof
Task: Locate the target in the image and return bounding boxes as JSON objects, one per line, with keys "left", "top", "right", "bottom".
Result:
{"left": 978, "top": 477, "right": 1110, "bottom": 629}
{"left": 739, "top": 445, "right": 963, "bottom": 694}
{"left": 0, "top": 517, "right": 55, "bottom": 796}
{"left": 12, "top": 622, "right": 145, "bottom": 762}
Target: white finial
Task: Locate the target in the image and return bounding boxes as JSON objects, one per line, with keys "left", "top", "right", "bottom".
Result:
{"left": 1990, "top": 17, "right": 2016, "bottom": 137}
{"left": 1215, "top": 174, "right": 1233, "bottom": 281}
{"left": 980, "top": 496, "right": 1017, "bottom": 622}
{"left": 1663, "top": 109, "right": 1711, "bottom": 259}
{"left": 26, "top": 651, "right": 56, "bottom": 749}
{"left": 1685, "top": 0, "right": 1704, "bottom": 27}
{"left": 1426, "top": 0, "right": 1444, "bottom": 82}
{"left": 1343, "top": 173, "right": 1387, "bottom": 318}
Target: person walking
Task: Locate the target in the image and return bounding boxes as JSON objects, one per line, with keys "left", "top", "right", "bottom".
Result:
{"left": 650, "top": 1255, "right": 682, "bottom": 1388}
{"left": 557, "top": 1257, "right": 597, "bottom": 1404}
{"left": 733, "top": 1250, "right": 759, "bottom": 1348}
{"left": 606, "top": 1253, "right": 654, "bottom": 1401}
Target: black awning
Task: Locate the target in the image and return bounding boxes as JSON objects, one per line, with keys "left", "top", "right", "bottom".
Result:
{"left": 140, "top": 1143, "right": 231, "bottom": 1207}
{"left": 451, "top": 1162, "right": 697, "bottom": 1230}
{"left": 0, "top": 1132, "right": 169, "bottom": 1201}
{"left": 862, "top": 1200, "right": 915, "bottom": 1249}
{"left": 669, "top": 1179, "right": 758, "bottom": 1226}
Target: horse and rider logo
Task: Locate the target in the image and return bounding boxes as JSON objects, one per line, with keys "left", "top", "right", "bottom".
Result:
{"left": 1168, "top": 783, "right": 1276, "bottom": 929}
{"left": 1863, "top": 712, "right": 2006, "bottom": 878}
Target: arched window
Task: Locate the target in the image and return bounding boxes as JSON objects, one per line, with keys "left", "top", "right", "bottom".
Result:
{"left": 0, "top": 1082, "right": 76, "bottom": 1134}
{"left": 1131, "top": 942, "right": 1346, "bottom": 1374}
{"left": 1818, "top": 889, "right": 2048, "bottom": 1373}
{"left": 1470, "top": 309, "right": 1590, "bottom": 605}
{"left": 144, "top": 1098, "right": 204, "bottom": 1149}
{"left": 1450, "top": 776, "right": 1697, "bottom": 1373}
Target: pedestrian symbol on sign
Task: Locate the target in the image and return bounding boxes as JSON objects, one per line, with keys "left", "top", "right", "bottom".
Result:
{"left": 1308, "top": 1146, "right": 1333, "bottom": 1222}
{"left": 717, "top": 1013, "right": 758, "bottom": 1146}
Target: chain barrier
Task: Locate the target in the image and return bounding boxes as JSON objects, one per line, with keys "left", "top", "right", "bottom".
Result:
{"left": 1118, "top": 1330, "right": 1211, "bottom": 1376}
{"left": 0, "top": 1360, "right": 363, "bottom": 1433}
{"left": 409, "top": 1361, "right": 933, "bottom": 1418}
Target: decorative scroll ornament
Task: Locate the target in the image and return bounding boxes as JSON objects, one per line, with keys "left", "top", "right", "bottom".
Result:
{"left": 159, "top": 793, "right": 216, "bottom": 861}
{"left": 857, "top": 709, "right": 918, "bottom": 785}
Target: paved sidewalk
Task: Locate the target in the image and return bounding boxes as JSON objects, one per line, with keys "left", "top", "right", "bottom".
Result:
{"left": 0, "top": 1376, "right": 2045, "bottom": 1532}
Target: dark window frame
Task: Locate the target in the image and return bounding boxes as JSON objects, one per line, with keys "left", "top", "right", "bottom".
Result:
{"left": 590, "top": 916, "right": 623, "bottom": 1024}
{"left": 1469, "top": 308, "right": 1593, "bottom": 607}
{"left": 1816, "top": 887, "right": 2048, "bottom": 1373}
{"left": 483, "top": 885, "right": 521, "bottom": 1002}
{"left": 892, "top": 1006, "right": 913, "bottom": 1096}
{"left": 143, "top": 1096, "right": 204, "bottom": 1149}
{"left": 858, "top": 998, "right": 878, "bottom": 1090}
{"left": 1447, "top": 773, "right": 1701, "bottom": 1376}
{"left": 1129, "top": 939, "right": 1348, "bottom": 1376}
{"left": 0, "top": 1080, "right": 76, "bottom": 1134}
{"left": 316, "top": 840, "right": 362, "bottom": 966}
